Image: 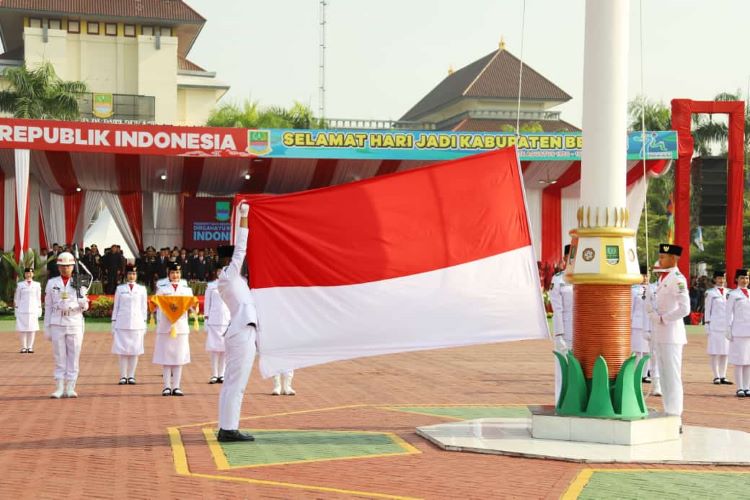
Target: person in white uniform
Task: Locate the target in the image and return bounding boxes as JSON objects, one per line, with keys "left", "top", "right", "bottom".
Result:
{"left": 152, "top": 262, "right": 194, "bottom": 396}
{"left": 704, "top": 270, "right": 732, "bottom": 385}
{"left": 550, "top": 244, "right": 573, "bottom": 404}
{"left": 14, "top": 267, "right": 42, "bottom": 354}
{"left": 645, "top": 274, "right": 662, "bottom": 395}
{"left": 630, "top": 265, "right": 651, "bottom": 381}
{"left": 203, "top": 269, "right": 229, "bottom": 384}
{"left": 111, "top": 265, "right": 148, "bottom": 385}
{"left": 647, "top": 244, "right": 690, "bottom": 420}
{"left": 726, "top": 268, "right": 750, "bottom": 397}
{"left": 44, "top": 252, "right": 89, "bottom": 398}
{"left": 215, "top": 203, "right": 259, "bottom": 442}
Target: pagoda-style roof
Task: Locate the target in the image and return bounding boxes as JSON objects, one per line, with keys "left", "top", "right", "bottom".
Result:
{"left": 451, "top": 118, "right": 579, "bottom": 133}
{"left": 401, "top": 47, "right": 572, "bottom": 122}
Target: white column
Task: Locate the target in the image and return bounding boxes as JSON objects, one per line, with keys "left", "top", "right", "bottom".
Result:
{"left": 580, "top": 0, "right": 629, "bottom": 212}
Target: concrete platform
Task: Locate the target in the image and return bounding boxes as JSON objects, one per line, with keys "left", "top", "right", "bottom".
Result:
{"left": 416, "top": 417, "right": 750, "bottom": 464}
{"left": 530, "top": 405, "right": 680, "bottom": 445}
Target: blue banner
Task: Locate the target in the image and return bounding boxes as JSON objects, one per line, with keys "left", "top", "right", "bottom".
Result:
{"left": 248, "top": 129, "right": 677, "bottom": 161}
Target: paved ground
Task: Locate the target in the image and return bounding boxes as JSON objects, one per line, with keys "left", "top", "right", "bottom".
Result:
{"left": 0, "top": 320, "right": 748, "bottom": 499}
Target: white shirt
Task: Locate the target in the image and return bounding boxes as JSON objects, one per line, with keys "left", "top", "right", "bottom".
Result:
{"left": 726, "top": 287, "right": 750, "bottom": 338}
{"left": 14, "top": 280, "right": 42, "bottom": 316}
{"left": 44, "top": 276, "right": 89, "bottom": 329}
{"left": 549, "top": 271, "right": 574, "bottom": 340}
{"left": 204, "top": 280, "right": 231, "bottom": 327}
{"left": 704, "top": 286, "right": 728, "bottom": 334}
{"left": 112, "top": 282, "right": 148, "bottom": 330}
{"left": 652, "top": 267, "right": 690, "bottom": 344}
{"left": 154, "top": 281, "right": 193, "bottom": 335}
{"left": 630, "top": 283, "right": 649, "bottom": 332}
{"left": 217, "top": 227, "right": 258, "bottom": 337}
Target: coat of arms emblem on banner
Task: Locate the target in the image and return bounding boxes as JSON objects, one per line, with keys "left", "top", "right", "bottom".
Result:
{"left": 246, "top": 129, "right": 271, "bottom": 155}
{"left": 215, "top": 201, "right": 230, "bottom": 222}
{"left": 92, "top": 93, "right": 114, "bottom": 118}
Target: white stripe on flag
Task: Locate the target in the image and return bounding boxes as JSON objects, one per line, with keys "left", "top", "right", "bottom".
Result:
{"left": 256, "top": 245, "right": 549, "bottom": 377}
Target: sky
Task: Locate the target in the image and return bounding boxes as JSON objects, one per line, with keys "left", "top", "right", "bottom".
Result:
{"left": 185, "top": 0, "right": 750, "bottom": 128}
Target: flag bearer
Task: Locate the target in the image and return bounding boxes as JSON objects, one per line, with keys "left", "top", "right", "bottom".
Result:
{"left": 726, "top": 269, "right": 750, "bottom": 397}
{"left": 111, "top": 265, "right": 148, "bottom": 385}
{"left": 705, "top": 270, "right": 732, "bottom": 385}
{"left": 44, "top": 252, "right": 89, "bottom": 398}
{"left": 204, "top": 269, "right": 229, "bottom": 384}
{"left": 14, "top": 267, "right": 42, "bottom": 354}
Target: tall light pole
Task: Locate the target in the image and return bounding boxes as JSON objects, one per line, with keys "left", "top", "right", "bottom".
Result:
{"left": 319, "top": 0, "right": 327, "bottom": 125}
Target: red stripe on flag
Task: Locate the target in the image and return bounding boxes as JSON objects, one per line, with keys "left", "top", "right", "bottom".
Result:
{"left": 308, "top": 159, "right": 338, "bottom": 189}
{"left": 246, "top": 148, "right": 531, "bottom": 288}
{"left": 45, "top": 151, "right": 79, "bottom": 194}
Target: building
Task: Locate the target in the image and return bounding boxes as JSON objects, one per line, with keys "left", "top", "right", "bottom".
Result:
{"left": 399, "top": 40, "right": 577, "bottom": 132}
{"left": 0, "top": 0, "right": 228, "bottom": 125}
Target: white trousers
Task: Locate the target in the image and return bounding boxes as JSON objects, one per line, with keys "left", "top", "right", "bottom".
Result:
{"left": 51, "top": 331, "right": 83, "bottom": 381}
{"left": 655, "top": 342, "right": 684, "bottom": 416}
{"left": 218, "top": 326, "right": 256, "bottom": 430}
{"left": 19, "top": 331, "right": 36, "bottom": 349}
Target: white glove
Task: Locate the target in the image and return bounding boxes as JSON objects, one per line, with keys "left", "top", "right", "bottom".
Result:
{"left": 553, "top": 335, "right": 568, "bottom": 353}
{"left": 704, "top": 323, "right": 711, "bottom": 335}
{"left": 642, "top": 330, "right": 651, "bottom": 341}
{"left": 78, "top": 298, "right": 88, "bottom": 310}
{"left": 646, "top": 302, "right": 654, "bottom": 314}
{"left": 238, "top": 203, "right": 250, "bottom": 217}
{"left": 726, "top": 330, "right": 733, "bottom": 341}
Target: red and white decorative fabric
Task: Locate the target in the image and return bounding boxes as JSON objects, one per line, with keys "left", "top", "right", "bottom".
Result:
{"left": 239, "top": 148, "right": 549, "bottom": 377}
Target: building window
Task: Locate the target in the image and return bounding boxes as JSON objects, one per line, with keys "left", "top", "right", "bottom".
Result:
{"left": 29, "top": 18, "right": 43, "bottom": 28}
{"left": 48, "top": 19, "right": 62, "bottom": 30}
{"left": 141, "top": 25, "right": 154, "bottom": 36}
{"left": 105, "top": 23, "right": 117, "bottom": 36}
{"left": 160, "top": 26, "right": 172, "bottom": 37}
{"left": 124, "top": 24, "right": 136, "bottom": 37}
{"left": 67, "top": 19, "right": 80, "bottom": 33}
{"left": 87, "top": 21, "right": 100, "bottom": 35}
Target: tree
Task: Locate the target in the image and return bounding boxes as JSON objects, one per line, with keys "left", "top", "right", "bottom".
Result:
{"left": 207, "top": 100, "right": 323, "bottom": 129}
{"left": 628, "top": 96, "right": 671, "bottom": 132}
{"left": 0, "top": 62, "right": 87, "bottom": 119}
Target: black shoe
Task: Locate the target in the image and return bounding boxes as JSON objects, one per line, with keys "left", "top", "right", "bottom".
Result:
{"left": 19, "top": 348, "right": 27, "bottom": 354}
{"left": 27, "top": 348, "right": 33, "bottom": 353}
{"left": 119, "top": 377, "right": 128, "bottom": 385}
{"left": 217, "top": 376, "right": 224, "bottom": 384}
{"left": 642, "top": 377, "right": 651, "bottom": 384}
{"left": 217, "top": 429, "right": 255, "bottom": 442}
{"left": 162, "top": 388, "right": 172, "bottom": 396}
{"left": 720, "top": 378, "right": 734, "bottom": 385}
{"left": 209, "top": 376, "right": 219, "bottom": 384}
{"left": 713, "top": 377, "right": 721, "bottom": 385}
{"left": 745, "top": 390, "right": 750, "bottom": 397}
{"left": 172, "top": 388, "right": 184, "bottom": 396}
{"left": 127, "top": 377, "right": 136, "bottom": 385}
{"left": 679, "top": 425, "right": 683, "bottom": 434}
{"left": 736, "top": 390, "right": 746, "bottom": 398}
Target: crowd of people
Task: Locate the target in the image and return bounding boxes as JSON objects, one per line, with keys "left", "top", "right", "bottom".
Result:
{"left": 36, "top": 243, "right": 225, "bottom": 293}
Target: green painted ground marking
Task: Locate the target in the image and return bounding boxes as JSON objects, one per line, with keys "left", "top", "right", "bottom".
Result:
{"left": 578, "top": 472, "right": 750, "bottom": 500}
{"left": 220, "top": 430, "right": 410, "bottom": 467}
{"left": 389, "top": 406, "right": 531, "bottom": 420}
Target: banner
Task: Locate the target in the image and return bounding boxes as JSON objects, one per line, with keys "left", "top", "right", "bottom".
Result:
{"left": 183, "top": 197, "right": 233, "bottom": 248}
{"left": 0, "top": 118, "right": 677, "bottom": 161}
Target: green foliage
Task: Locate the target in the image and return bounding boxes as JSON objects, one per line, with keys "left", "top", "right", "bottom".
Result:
{"left": 0, "top": 62, "right": 87, "bottom": 119}
{"left": 0, "top": 250, "right": 48, "bottom": 304}
{"left": 85, "top": 296, "right": 114, "bottom": 318}
{"left": 207, "top": 100, "right": 324, "bottom": 129}
{"left": 628, "top": 95, "right": 671, "bottom": 131}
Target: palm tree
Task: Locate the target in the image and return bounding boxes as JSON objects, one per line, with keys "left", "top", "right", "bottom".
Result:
{"left": 628, "top": 95, "right": 671, "bottom": 132}
{"left": 207, "top": 99, "right": 323, "bottom": 129}
{"left": 0, "top": 62, "right": 88, "bottom": 119}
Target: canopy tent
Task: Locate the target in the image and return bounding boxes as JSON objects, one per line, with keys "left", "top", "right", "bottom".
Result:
{"left": 0, "top": 118, "right": 675, "bottom": 263}
{"left": 83, "top": 205, "right": 135, "bottom": 260}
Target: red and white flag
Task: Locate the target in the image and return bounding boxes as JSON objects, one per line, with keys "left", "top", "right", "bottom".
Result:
{"left": 241, "top": 148, "right": 549, "bottom": 377}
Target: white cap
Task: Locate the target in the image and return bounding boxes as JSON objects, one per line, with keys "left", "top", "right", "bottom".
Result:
{"left": 57, "top": 252, "right": 75, "bottom": 266}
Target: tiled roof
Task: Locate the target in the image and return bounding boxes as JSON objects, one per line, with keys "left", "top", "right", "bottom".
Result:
{"left": 451, "top": 118, "right": 580, "bottom": 133}
{"left": 178, "top": 56, "right": 205, "bottom": 72}
{"left": 401, "top": 48, "right": 571, "bottom": 121}
{"left": 0, "top": 0, "right": 205, "bottom": 23}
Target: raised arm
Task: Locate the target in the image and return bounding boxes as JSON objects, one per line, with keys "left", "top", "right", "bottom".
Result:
{"left": 227, "top": 203, "right": 249, "bottom": 279}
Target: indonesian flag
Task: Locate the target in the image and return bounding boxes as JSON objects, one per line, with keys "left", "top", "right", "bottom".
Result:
{"left": 241, "top": 147, "right": 549, "bottom": 377}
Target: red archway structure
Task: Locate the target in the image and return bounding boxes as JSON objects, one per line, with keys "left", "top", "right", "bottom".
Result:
{"left": 671, "top": 99, "right": 745, "bottom": 285}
